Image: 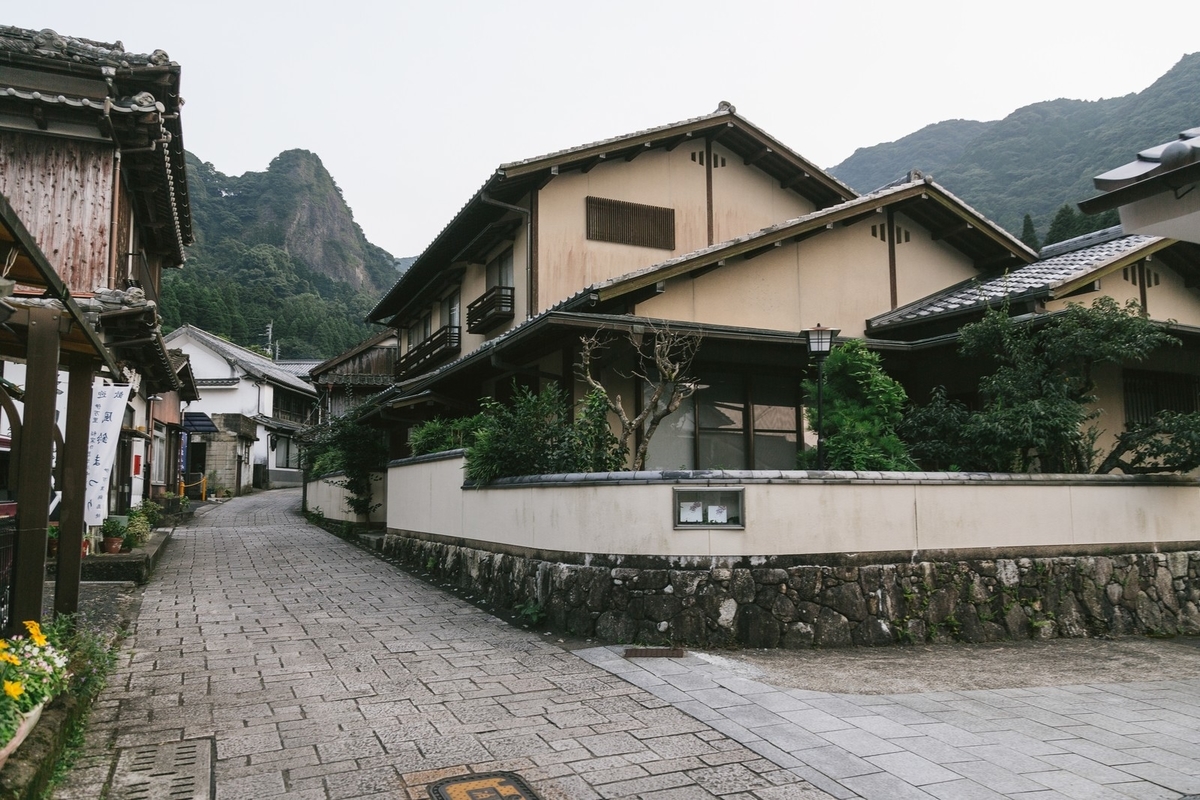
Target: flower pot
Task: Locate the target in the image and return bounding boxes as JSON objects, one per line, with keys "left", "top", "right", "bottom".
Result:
{"left": 46, "top": 539, "right": 58, "bottom": 558}
{"left": 0, "top": 703, "right": 44, "bottom": 770}
{"left": 102, "top": 537, "right": 123, "bottom": 554}
{"left": 82, "top": 539, "right": 90, "bottom": 557}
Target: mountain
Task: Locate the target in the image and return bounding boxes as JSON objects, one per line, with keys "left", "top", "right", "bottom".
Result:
{"left": 161, "top": 151, "right": 404, "bottom": 360}
{"left": 829, "top": 53, "right": 1200, "bottom": 242}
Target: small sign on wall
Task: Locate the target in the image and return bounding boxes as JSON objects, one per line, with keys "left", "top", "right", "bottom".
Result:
{"left": 674, "top": 488, "right": 744, "bottom": 529}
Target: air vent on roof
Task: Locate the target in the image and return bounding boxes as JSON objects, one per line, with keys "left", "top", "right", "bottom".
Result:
{"left": 586, "top": 196, "right": 675, "bottom": 250}
{"left": 689, "top": 151, "right": 726, "bottom": 168}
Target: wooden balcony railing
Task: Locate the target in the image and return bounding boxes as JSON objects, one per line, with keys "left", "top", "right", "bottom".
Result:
{"left": 394, "top": 325, "right": 461, "bottom": 379}
{"left": 467, "top": 285, "right": 515, "bottom": 334}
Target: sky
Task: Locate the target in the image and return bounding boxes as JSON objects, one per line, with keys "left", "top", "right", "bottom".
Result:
{"left": 11, "top": 2, "right": 1197, "bottom": 259}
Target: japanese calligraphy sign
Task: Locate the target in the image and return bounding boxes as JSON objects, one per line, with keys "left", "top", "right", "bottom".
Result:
{"left": 83, "top": 382, "right": 129, "bottom": 526}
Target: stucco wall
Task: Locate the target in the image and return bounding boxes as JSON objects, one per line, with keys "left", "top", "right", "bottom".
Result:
{"left": 306, "top": 471, "right": 387, "bottom": 525}
{"left": 386, "top": 454, "right": 1200, "bottom": 559}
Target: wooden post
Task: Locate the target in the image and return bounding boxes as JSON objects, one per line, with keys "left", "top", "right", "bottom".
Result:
{"left": 55, "top": 353, "right": 94, "bottom": 618}
{"left": 11, "top": 307, "right": 61, "bottom": 634}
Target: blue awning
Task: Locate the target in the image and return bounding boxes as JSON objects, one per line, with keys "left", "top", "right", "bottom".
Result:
{"left": 183, "top": 412, "right": 218, "bottom": 434}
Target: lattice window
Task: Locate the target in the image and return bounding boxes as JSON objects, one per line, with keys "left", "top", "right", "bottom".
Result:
{"left": 586, "top": 196, "right": 675, "bottom": 250}
{"left": 1124, "top": 369, "right": 1199, "bottom": 425}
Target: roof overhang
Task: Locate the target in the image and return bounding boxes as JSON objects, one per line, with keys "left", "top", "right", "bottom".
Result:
{"left": 368, "top": 109, "right": 860, "bottom": 326}
{"left": 575, "top": 180, "right": 1036, "bottom": 308}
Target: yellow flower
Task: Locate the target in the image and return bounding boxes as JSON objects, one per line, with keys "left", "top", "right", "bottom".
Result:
{"left": 0, "top": 641, "right": 8, "bottom": 650}
{"left": 23, "top": 621, "right": 47, "bottom": 647}
{"left": 0, "top": 652, "right": 19, "bottom": 667}
{"left": 3, "top": 681, "right": 22, "bottom": 699}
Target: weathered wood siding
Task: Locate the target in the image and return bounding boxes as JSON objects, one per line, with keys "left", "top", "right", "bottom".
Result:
{"left": 0, "top": 131, "right": 115, "bottom": 292}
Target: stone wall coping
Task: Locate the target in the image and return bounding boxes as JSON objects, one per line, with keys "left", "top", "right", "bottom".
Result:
{"left": 387, "top": 449, "right": 466, "bottom": 469}
{"left": 435, "top": 467, "right": 1200, "bottom": 489}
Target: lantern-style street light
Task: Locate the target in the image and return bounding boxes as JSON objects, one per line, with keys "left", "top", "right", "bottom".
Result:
{"left": 803, "top": 324, "right": 840, "bottom": 470}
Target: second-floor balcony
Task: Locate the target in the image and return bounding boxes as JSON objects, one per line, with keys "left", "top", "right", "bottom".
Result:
{"left": 467, "top": 285, "right": 515, "bottom": 334}
{"left": 395, "top": 325, "right": 461, "bottom": 379}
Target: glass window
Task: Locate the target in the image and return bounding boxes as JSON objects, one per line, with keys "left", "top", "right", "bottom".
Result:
{"left": 274, "top": 435, "right": 299, "bottom": 470}
{"left": 486, "top": 248, "right": 514, "bottom": 289}
{"left": 151, "top": 425, "right": 167, "bottom": 484}
{"left": 442, "top": 291, "right": 460, "bottom": 329}
{"left": 697, "top": 373, "right": 745, "bottom": 469}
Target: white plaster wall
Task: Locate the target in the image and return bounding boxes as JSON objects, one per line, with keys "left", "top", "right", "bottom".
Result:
{"left": 387, "top": 455, "right": 1200, "bottom": 557}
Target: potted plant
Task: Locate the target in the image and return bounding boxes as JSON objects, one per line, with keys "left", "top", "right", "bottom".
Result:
{"left": 100, "top": 518, "right": 126, "bottom": 554}
{"left": 124, "top": 512, "right": 151, "bottom": 548}
{"left": 45, "top": 526, "right": 58, "bottom": 559}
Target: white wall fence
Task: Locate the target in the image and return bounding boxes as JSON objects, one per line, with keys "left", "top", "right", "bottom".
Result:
{"left": 382, "top": 451, "right": 1200, "bottom": 559}
{"left": 305, "top": 471, "right": 387, "bottom": 526}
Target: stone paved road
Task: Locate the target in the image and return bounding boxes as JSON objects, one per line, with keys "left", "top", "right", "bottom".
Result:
{"left": 53, "top": 490, "right": 828, "bottom": 800}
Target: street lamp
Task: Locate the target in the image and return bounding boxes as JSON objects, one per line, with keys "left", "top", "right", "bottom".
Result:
{"left": 803, "top": 324, "right": 839, "bottom": 470}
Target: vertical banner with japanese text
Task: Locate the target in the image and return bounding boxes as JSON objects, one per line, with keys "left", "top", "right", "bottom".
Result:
{"left": 84, "top": 383, "right": 129, "bottom": 526}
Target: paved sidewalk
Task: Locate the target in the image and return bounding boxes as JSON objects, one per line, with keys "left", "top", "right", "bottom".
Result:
{"left": 577, "top": 644, "right": 1200, "bottom": 799}
{"left": 53, "top": 490, "right": 828, "bottom": 800}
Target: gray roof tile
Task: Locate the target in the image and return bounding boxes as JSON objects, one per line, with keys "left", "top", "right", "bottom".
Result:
{"left": 164, "top": 326, "right": 316, "bottom": 395}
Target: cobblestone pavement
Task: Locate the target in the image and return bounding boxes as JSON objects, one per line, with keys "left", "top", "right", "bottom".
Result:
{"left": 53, "top": 489, "right": 829, "bottom": 800}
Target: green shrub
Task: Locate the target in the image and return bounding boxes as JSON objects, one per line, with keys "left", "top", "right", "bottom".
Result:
{"left": 99, "top": 518, "right": 126, "bottom": 540}
{"left": 132, "top": 500, "right": 162, "bottom": 528}
{"left": 125, "top": 514, "right": 152, "bottom": 547}
{"left": 409, "top": 414, "right": 485, "bottom": 456}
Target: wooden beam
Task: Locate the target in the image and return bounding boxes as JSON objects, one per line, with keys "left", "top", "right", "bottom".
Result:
{"left": 781, "top": 171, "right": 810, "bottom": 190}
{"left": 625, "top": 143, "right": 652, "bottom": 162}
{"left": 11, "top": 306, "right": 60, "bottom": 634}
{"left": 742, "top": 241, "right": 782, "bottom": 261}
{"left": 932, "top": 221, "right": 973, "bottom": 241}
{"left": 709, "top": 121, "right": 734, "bottom": 145}
{"left": 743, "top": 147, "right": 772, "bottom": 166}
{"left": 664, "top": 132, "right": 692, "bottom": 152}
{"left": 579, "top": 154, "right": 606, "bottom": 174}
{"left": 55, "top": 354, "right": 93, "bottom": 619}
{"left": 975, "top": 252, "right": 1019, "bottom": 270}
{"left": 887, "top": 208, "right": 898, "bottom": 310}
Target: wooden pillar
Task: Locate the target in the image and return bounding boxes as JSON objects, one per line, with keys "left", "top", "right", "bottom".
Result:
{"left": 11, "top": 307, "right": 61, "bottom": 634}
{"left": 54, "top": 354, "right": 93, "bottom": 619}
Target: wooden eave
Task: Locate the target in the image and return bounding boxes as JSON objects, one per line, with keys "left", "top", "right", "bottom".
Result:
{"left": 310, "top": 329, "right": 397, "bottom": 379}
{"left": 591, "top": 183, "right": 1035, "bottom": 304}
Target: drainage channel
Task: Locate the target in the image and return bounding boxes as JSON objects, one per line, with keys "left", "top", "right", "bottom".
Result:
{"left": 109, "top": 739, "right": 213, "bottom": 800}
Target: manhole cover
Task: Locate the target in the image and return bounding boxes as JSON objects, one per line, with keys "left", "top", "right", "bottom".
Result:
{"left": 111, "top": 739, "right": 213, "bottom": 800}
{"left": 428, "top": 771, "right": 541, "bottom": 799}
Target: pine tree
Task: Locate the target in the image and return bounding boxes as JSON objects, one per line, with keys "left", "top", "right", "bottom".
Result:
{"left": 1020, "top": 214, "right": 1041, "bottom": 252}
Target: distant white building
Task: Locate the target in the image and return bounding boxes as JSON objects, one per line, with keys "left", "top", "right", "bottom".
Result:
{"left": 165, "top": 326, "right": 317, "bottom": 494}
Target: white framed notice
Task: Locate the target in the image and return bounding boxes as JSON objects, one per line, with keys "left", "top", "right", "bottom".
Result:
{"left": 673, "top": 488, "right": 744, "bottom": 529}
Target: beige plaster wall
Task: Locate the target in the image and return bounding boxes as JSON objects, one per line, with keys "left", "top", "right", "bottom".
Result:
{"left": 710, "top": 142, "right": 814, "bottom": 243}
{"left": 307, "top": 472, "right": 387, "bottom": 525}
{"left": 387, "top": 455, "right": 1200, "bottom": 557}
{"left": 893, "top": 212, "right": 978, "bottom": 306}
{"left": 1143, "top": 261, "right": 1200, "bottom": 326}
{"left": 536, "top": 149, "right": 707, "bottom": 312}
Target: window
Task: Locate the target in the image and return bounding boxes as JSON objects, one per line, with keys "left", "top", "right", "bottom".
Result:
{"left": 441, "top": 291, "right": 460, "bottom": 330}
{"left": 1124, "top": 369, "right": 1199, "bottom": 425}
{"left": 486, "top": 248, "right": 514, "bottom": 289}
{"left": 273, "top": 391, "right": 310, "bottom": 425}
{"left": 586, "top": 196, "right": 675, "bottom": 250}
{"left": 151, "top": 425, "right": 167, "bottom": 484}
{"left": 407, "top": 312, "right": 431, "bottom": 350}
{"left": 675, "top": 488, "right": 743, "bottom": 528}
{"left": 695, "top": 373, "right": 797, "bottom": 470}
{"left": 274, "top": 435, "right": 300, "bottom": 470}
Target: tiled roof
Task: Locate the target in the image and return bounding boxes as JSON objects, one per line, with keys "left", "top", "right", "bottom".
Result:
{"left": 0, "top": 26, "right": 174, "bottom": 68}
{"left": 164, "top": 326, "right": 315, "bottom": 396}
{"left": 274, "top": 360, "right": 320, "bottom": 378}
{"left": 868, "top": 227, "right": 1161, "bottom": 331}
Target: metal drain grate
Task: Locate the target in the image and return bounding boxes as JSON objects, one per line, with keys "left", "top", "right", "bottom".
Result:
{"left": 111, "top": 739, "right": 213, "bottom": 800}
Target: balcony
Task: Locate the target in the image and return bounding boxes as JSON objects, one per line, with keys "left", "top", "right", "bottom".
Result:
{"left": 467, "top": 286, "right": 515, "bottom": 334}
{"left": 395, "top": 325, "right": 461, "bottom": 379}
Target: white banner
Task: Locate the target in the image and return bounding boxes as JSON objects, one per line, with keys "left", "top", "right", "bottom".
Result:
{"left": 83, "top": 383, "right": 129, "bottom": 526}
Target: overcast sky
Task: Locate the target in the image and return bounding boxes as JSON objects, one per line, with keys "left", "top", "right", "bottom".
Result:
{"left": 12, "top": 2, "right": 1197, "bottom": 258}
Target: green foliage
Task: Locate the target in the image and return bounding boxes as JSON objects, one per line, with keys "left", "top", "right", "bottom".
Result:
{"left": 99, "top": 518, "right": 126, "bottom": 540}
{"left": 1097, "top": 411, "right": 1200, "bottom": 474}
{"left": 799, "top": 340, "right": 916, "bottom": 471}
{"left": 408, "top": 415, "right": 485, "bottom": 456}
{"left": 514, "top": 598, "right": 547, "bottom": 626}
{"left": 303, "top": 405, "right": 388, "bottom": 517}
{"left": 46, "top": 525, "right": 58, "bottom": 541}
{"left": 132, "top": 500, "right": 162, "bottom": 528}
{"left": 1020, "top": 214, "right": 1041, "bottom": 251}
{"left": 125, "top": 513, "right": 152, "bottom": 547}
{"left": 829, "top": 53, "right": 1200, "bottom": 239}
{"left": 903, "top": 297, "right": 1186, "bottom": 473}
{"left": 464, "top": 385, "right": 627, "bottom": 483}
{"left": 163, "top": 151, "right": 404, "bottom": 359}
{"left": 1043, "top": 204, "right": 1119, "bottom": 246}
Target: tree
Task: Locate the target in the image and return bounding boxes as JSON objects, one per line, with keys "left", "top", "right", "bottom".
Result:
{"left": 800, "top": 340, "right": 916, "bottom": 471}
{"left": 902, "top": 297, "right": 1191, "bottom": 473}
{"left": 576, "top": 324, "right": 701, "bottom": 470}
{"left": 1020, "top": 213, "right": 1041, "bottom": 251}
{"left": 301, "top": 405, "right": 388, "bottom": 516}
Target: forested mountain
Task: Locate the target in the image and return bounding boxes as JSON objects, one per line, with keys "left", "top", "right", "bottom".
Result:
{"left": 160, "top": 150, "right": 403, "bottom": 359}
{"left": 830, "top": 53, "right": 1200, "bottom": 245}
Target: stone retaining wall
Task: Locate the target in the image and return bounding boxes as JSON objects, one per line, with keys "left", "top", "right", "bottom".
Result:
{"left": 378, "top": 532, "right": 1200, "bottom": 647}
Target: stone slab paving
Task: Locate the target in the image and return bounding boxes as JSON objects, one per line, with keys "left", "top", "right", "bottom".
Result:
{"left": 52, "top": 489, "right": 829, "bottom": 800}
{"left": 575, "top": 645, "right": 1200, "bottom": 800}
